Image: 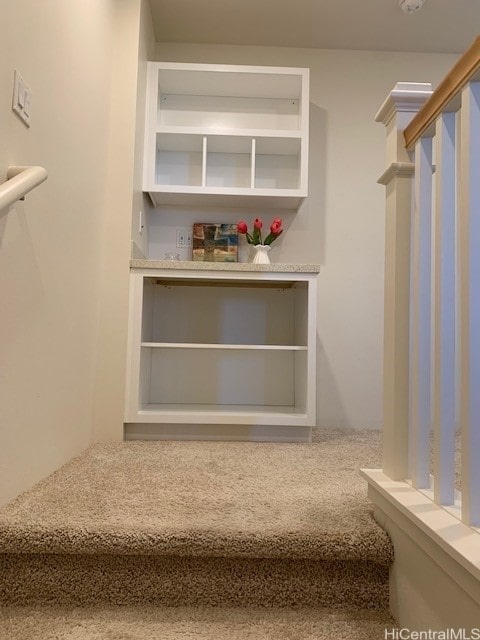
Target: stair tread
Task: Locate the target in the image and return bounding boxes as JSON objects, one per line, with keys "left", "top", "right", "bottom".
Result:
{"left": 0, "top": 428, "right": 392, "bottom": 564}
{"left": 0, "top": 605, "right": 397, "bottom": 639}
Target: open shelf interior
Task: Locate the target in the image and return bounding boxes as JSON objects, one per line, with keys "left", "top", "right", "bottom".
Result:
{"left": 158, "top": 94, "right": 301, "bottom": 131}
{"left": 156, "top": 68, "right": 303, "bottom": 98}
{"left": 136, "top": 277, "right": 309, "bottom": 416}
{"left": 206, "top": 135, "right": 251, "bottom": 188}
{"left": 142, "top": 280, "right": 308, "bottom": 346}
{"left": 255, "top": 155, "right": 299, "bottom": 189}
{"left": 155, "top": 133, "right": 203, "bottom": 187}
{"left": 143, "top": 348, "right": 299, "bottom": 407}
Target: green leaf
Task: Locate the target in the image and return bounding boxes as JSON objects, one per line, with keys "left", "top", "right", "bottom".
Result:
{"left": 263, "top": 229, "right": 283, "bottom": 245}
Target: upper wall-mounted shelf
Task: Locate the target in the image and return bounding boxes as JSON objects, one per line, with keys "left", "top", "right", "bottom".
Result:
{"left": 143, "top": 62, "right": 310, "bottom": 210}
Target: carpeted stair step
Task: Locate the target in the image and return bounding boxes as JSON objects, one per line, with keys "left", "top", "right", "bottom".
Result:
{"left": 0, "top": 429, "right": 393, "bottom": 609}
{"left": 0, "top": 554, "right": 389, "bottom": 609}
{"left": 0, "top": 604, "right": 397, "bottom": 640}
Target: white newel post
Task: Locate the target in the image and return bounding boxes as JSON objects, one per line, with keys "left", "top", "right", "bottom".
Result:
{"left": 375, "top": 83, "right": 433, "bottom": 480}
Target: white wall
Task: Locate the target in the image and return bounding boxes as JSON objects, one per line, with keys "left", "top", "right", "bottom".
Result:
{"left": 90, "top": 0, "right": 153, "bottom": 442}
{"left": 0, "top": 0, "right": 142, "bottom": 505}
{"left": 131, "top": 0, "right": 156, "bottom": 259}
{"left": 151, "top": 43, "right": 459, "bottom": 429}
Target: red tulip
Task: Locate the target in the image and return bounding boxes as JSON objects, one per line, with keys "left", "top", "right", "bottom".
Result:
{"left": 272, "top": 217, "right": 282, "bottom": 227}
{"left": 254, "top": 218, "right": 263, "bottom": 230}
{"left": 237, "top": 221, "right": 248, "bottom": 234}
{"left": 270, "top": 221, "right": 282, "bottom": 235}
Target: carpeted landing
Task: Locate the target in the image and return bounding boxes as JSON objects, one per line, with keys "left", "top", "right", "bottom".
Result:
{"left": 0, "top": 427, "right": 396, "bottom": 638}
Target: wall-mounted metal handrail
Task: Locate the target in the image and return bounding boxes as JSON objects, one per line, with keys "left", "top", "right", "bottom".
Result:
{"left": 0, "top": 165, "right": 48, "bottom": 211}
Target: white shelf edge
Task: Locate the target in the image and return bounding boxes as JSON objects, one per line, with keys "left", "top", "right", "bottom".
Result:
{"left": 138, "top": 403, "right": 306, "bottom": 415}
{"left": 141, "top": 342, "right": 307, "bottom": 351}
{"left": 132, "top": 406, "right": 312, "bottom": 426}
{"left": 155, "top": 61, "right": 309, "bottom": 76}
{"left": 147, "top": 192, "right": 304, "bottom": 211}
{"left": 145, "top": 185, "right": 306, "bottom": 196}
{"left": 155, "top": 126, "right": 302, "bottom": 139}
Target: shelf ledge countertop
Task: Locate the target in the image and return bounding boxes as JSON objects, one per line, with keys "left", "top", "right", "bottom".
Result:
{"left": 130, "top": 259, "right": 320, "bottom": 274}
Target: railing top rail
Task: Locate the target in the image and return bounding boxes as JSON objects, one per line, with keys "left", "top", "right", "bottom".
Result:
{"left": 404, "top": 35, "right": 480, "bottom": 150}
{"left": 0, "top": 165, "right": 48, "bottom": 211}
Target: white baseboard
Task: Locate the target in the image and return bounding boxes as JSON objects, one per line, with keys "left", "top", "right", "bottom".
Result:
{"left": 124, "top": 423, "right": 312, "bottom": 443}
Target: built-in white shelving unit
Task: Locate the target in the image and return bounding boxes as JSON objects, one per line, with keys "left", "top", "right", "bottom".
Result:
{"left": 143, "top": 62, "right": 309, "bottom": 209}
{"left": 125, "top": 265, "right": 318, "bottom": 438}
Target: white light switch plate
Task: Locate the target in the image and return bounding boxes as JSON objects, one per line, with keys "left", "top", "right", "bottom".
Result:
{"left": 12, "top": 69, "right": 32, "bottom": 127}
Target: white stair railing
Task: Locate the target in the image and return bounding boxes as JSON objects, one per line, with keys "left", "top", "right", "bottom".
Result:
{"left": 0, "top": 165, "right": 48, "bottom": 211}
{"left": 378, "top": 36, "right": 480, "bottom": 527}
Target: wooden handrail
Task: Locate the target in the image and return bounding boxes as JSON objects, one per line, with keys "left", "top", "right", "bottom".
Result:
{"left": 404, "top": 36, "right": 480, "bottom": 150}
{"left": 0, "top": 166, "right": 48, "bottom": 211}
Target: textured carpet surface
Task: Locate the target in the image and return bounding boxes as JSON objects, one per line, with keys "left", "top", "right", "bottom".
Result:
{"left": 0, "top": 554, "right": 389, "bottom": 608}
{"left": 0, "top": 428, "right": 395, "bottom": 632}
{"left": 0, "top": 428, "right": 391, "bottom": 564}
{"left": 0, "top": 605, "right": 397, "bottom": 640}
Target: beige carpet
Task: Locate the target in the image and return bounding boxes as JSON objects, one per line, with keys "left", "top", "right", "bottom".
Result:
{"left": 0, "top": 428, "right": 391, "bottom": 563}
{"left": 0, "top": 553, "right": 390, "bottom": 608}
{"left": 0, "top": 605, "right": 396, "bottom": 640}
{"left": 0, "top": 427, "right": 394, "bottom": 627}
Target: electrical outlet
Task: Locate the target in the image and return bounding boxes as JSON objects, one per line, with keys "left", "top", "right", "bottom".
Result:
{"left": 176, "top": 229, "right": 192, "bottom": 248}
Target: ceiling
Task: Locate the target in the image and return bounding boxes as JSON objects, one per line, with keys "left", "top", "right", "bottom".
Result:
{"left": 148, "top": 0, "right": 479, "bottom": 54}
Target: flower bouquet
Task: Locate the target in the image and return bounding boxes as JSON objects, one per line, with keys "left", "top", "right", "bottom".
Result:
{"left": 237, "top": 218, "right": 283, "bottom": 264}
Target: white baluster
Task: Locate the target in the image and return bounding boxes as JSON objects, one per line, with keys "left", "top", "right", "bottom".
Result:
{"left": 410, "top": 136, "right": 433, "bottom": 489}
{"left": 433, "top": 112, "right": 457, "bottom": 505}
{"left": 458, "top": 81, "right": 480, "bottom": 526}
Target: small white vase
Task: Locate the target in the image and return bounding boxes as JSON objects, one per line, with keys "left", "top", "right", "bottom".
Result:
{"left": 252, "top": 244, "right": 271, "bottom": 264}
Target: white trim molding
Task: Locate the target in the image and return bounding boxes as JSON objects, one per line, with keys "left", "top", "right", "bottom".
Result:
{"left": 362, "top": 468, "right": 480, "bottom": 629}
{"left": 378, "top": 162, "right": 415, "bottom": 185}
{"left": 375, "top": 83, "right": 433, "bottom": 126}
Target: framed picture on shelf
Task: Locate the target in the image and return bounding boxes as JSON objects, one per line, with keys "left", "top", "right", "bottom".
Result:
{"left": 192, "top": 223, "right": 238, "bottom": 263}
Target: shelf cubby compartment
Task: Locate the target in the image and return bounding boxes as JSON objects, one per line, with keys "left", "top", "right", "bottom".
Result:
{"left": 205, "top": 135, "right": 252, "bottom": 189}
{"left": 155, "top": 132, "right": 203, "bottom": 187}
{"left": 254, "top": 137, "right": 301, "bottom": 190}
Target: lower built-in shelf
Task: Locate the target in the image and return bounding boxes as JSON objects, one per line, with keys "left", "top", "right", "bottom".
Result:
{"left": 125, "top": 262, "right": 319, "bottom": 439}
